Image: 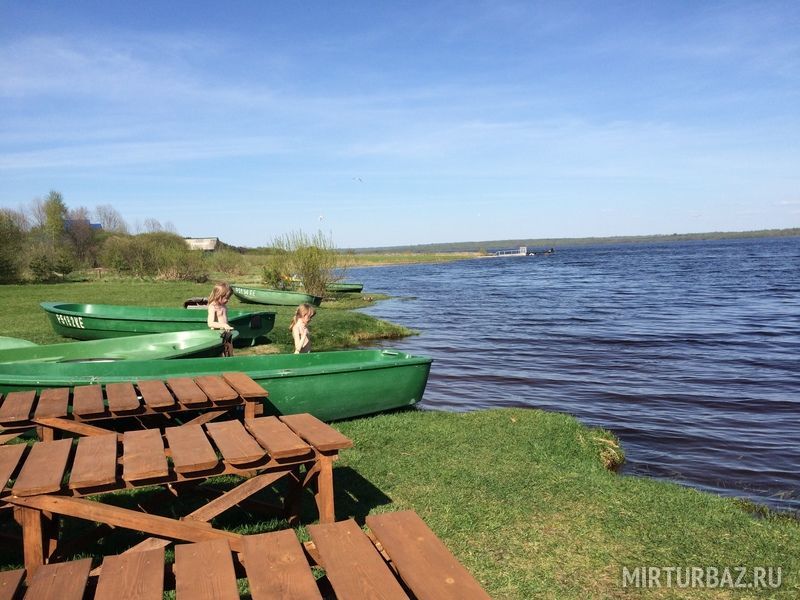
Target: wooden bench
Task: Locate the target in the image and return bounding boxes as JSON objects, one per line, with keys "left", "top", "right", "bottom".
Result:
{"left": 0, "top": 372, "right": 266, "bottom": 443}
{"left": 0, "top": 511, "right": 491, "bottom": 599}
{"left": 0, "top": 413, "right": 353, "bottom": 575}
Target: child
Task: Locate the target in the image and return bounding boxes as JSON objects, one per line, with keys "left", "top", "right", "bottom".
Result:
{"left": 208, "top": 282, "right": 235, "bottom": 356}
{"left": 290, "top": 303, "right": 316, "bottom": 353}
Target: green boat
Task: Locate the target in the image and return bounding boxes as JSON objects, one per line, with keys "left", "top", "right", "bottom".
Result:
{"left": 0, "top": 337, "right": 39, "bottom": 351}
{"left": 0, "top": 330, "right": 230, "bottom": 364}
{"left": 326, "top": 282, "right": 364, "bottom": 293}
{"left": 231, "top": 284, "right": 322, "bottom": 307}
{"left": 0, "top": 349, "right": 432, "bottom": 421}
{"left": 41, "top": 302, "right": 275, "bottom": 346}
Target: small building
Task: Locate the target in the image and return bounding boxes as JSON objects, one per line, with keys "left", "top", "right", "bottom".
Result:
{"left": 184, "top": 237, "right": 219, "bottom": 251}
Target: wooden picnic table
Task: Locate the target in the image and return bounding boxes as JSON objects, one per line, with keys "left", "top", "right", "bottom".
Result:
{"left": 0, "top": 510, "right": 491, "bottom": 599}
{"left": 0, "top": 412, "right": 353, "bottom": 575}
{"left": 0, "top": 372, "right": 266, "bottom": 443}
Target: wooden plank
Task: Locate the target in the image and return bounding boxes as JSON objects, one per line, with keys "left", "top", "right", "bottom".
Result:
{"left": 0, "top": 443, "right": 26, "bottom": 492}
{"left": 33, "top": 417, "right": 113, "bottom": 438}
{"left": 11, "top": 438, "right": 72, "bottom": 496}
{"left": 105, "top": 382, "right": 141, "bottom": 413}
{"left": 0, "top": 390, "right": 36, "bottom": 423}
{"left": 167, "top": 377, "right": 209, "bottom": 406}
{"left": 205, "top": 420, "right": 265, "bottom": 464}
{"left": 174, "top": 539, "right": 239, "bottom": 600}
{"left": 246, "top": 417, "right": 311, "bottom": 459}
{"left": 24, "top": 557, "right": 92, "bottom": 600}
{"left": 95, "top": 547, "right": 165, "bottom": 600}
{"left": 72, "top": 384, "right": 106, "bottom": 416}
{"left": 222, "top": 372, "right": 268, "bottom": 399}
{"left": 122, "top": 429, "right": 168, "bottom": 481}
{"left": 242, "top": 529, "right": 322, "bottom": 600}
{"left": 137, "top": 379, "right": 176, "bottom": 409}
{"left": 33, "top": 387, "right": 70, "bottom": 419}
{"left": 366, "top": 511, "right": 491, "bottom": 600}
{"left": 280, "top": 413, "right": 353, "bottom": 452}
{"left": 194, "top": 375, "right": 239, "bottom": 403}
{"left": 307, "top": 519, "right": 409, "bottom": 599}
{"left": 0, "top": 569, "right": 24, "bottom": 600}
{"left": 69, "top": 434, "right": 119, "bottom": 489}
{"left": 165, "top": 424, "right": 219, "bottom": 473}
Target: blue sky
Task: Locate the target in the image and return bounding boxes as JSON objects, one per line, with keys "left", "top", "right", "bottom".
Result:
{"left": 1, "top": 1, "right": 798, "bottom": 248}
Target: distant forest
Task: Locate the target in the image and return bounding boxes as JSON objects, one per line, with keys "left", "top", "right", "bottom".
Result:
{"left": 349, "top": 228, "right": 800, "bottom": 254}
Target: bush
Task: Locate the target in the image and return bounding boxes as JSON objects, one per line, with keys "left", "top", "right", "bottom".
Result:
{"left": 99, "top": 232, "right": 208, "bottom": 281}
{"left": 270, "top": 230, "right": 343, "bottom": 297}
{"left": 29, "top": 251, "right": 55, "bottom": 282}
{"left": 209, "top": 249, "right": 247, "bottom": 278}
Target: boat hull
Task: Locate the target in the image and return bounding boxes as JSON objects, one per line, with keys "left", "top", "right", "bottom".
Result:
{"left": 326, "top": 282, "right": 364, "bottom": 293}
{"left": 231, "top": 285, "right": 322, "bottom": 307}
{"left": 0, "top": 349, "right": 432, "bottom": 421}
{"left": 0, "top": 337, "right": 38, "bottom": 351}
{"left": 41, "top": 302, "right": 275, "bottom": 345}
{"left": 0, "top": 330, "right": 228, "bottom": 363}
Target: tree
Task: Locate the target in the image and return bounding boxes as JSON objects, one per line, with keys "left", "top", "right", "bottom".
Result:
{"left": 66, "top": 206, "right": 97, "bottom": 266}
{"left": 0, "top": 209, "right": 26, "bottom": 282}
{"left": 94, "top": 204, "right": 128, "bottom": 233}
{"left": 42, "top": 190, "right": 68, "bottom": 250}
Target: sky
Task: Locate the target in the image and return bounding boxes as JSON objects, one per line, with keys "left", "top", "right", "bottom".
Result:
{"left": 1, "top": 1, "right": 798, "bottom": 248}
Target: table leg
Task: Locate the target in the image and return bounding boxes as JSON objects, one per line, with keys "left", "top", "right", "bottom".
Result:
{"left": 314, "top": 454, "right": 336, "bottom": 524}
{"left": 15, "top": 506, "right": 45, "bottom": 575}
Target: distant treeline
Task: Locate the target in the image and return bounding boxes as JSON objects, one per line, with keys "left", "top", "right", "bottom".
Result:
{"left": 348, "top": 228, "right": 800, "bottom": 254}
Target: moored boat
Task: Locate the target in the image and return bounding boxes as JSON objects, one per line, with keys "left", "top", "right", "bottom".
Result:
{"left": 41, "top": 302, "right": 275, "bottom": 345}
{"left": 231, "top": 284, "right": 322, "bottom": 307}
{"left": 0, "top": 337, "right": 38, "bottom": 351}
{"left": 0, "top": 348, "right": 432, "bottom": 421}
{"left": 0, "top": 330, "right": 230, "bottom": 363}
{"left": 326, "top": 282, "right": 364, "bottom": 293}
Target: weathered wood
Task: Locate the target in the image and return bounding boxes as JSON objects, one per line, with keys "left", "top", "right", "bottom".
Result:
{"left": 105, "top": 382, "right": 141, "bottom": 413}
{"left": 222, "top": 372, "right": 268, "bottom": 399}
{"left": 71, "top": 384, "right": 106, "bottom": 416}
{"left": 0, "top": 569, "right": 24, "bottom": 600}
{"left": 280, "top": 414, "right": 353, "bottom": 452}
{"left": 94, "top": 547, "right": 165, "bottom": 600}
{"left": 18, "top": 506, "right": 45, "bottom": 576}
{"left": 166, "top": 377, "right": 208, "bottom": 406}
{"left": 242, "top": 529, "right": 323, "bottom": 600}
{"left": 366, "top": 510, "right": 491, "bottom": 600}
{"left": 246, "top": 416, "right": 312, "bottom": 459}
{"left": 0, "top": 390, "right": 36, "bottom": 423}
{"left": 174, "top": 538, "right": 239, "bottom": 600}
{"left": 33, "top": 387, "right": 70, "bottom": 419}
{"left": 205, "top": 420, "right": 265, "bottom": 464}
{"left": 12, "top": 438, "right": 72, "bottom": 496}
{"left": 184, "top": 471, "right": 288, "bottom": 524}
{"left": 137, "top": 379, "right": 176, "bottom": 409}
{"left": 307, "top": 519, "right": 409, "bottom": 599}
{"left": 69, "top": 434, "right": 118, "bottom": 489}
{"left": 23, "top": 556, "right": 92, "bottom": 600}
{"left": 164, "top": 424, "right": 219, "bottom": 473}
{"left": 122, "top": 429, "right": 168, "bottom": 481}
{"left": 0, "top": 443, "right": 26, "bottom": 492}
{"left": 194, "top": 375, "right": 239, "bottom": 403}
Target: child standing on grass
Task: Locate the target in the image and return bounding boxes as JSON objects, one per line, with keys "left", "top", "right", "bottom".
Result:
{"left": 290, "top": 303, "right": 316, "bottom": 353}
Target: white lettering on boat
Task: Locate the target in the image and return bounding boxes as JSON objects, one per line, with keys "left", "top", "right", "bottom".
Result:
{"left": 235, "top": 287, "right": 256, "bottom": 297}
{"left": 55, "top": 314, "right": 85, "bottom": 329}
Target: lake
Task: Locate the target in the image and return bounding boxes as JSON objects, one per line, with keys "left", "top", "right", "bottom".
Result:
{"left": 353, "top": 236, "right": 800, "bottom": 514}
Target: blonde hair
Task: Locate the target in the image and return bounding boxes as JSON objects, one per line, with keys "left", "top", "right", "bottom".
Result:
{"left": 289, "top": 303, "right": 316, "bottom": 330}
{"left": 208, "top": 282, "right": 232, "bottom": 305}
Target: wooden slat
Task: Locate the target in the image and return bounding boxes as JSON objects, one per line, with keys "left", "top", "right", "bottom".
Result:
{"left": 105, "top": 382, "right": 141, "bottom": 413}
{"left": 174, "top": 538, "right": 239, "bottom": 600}
{"left": 167, "top": 377, "right": 209, "bottom": 406}
{"left": 72, "top": 384, "right": 106, "bottom": 416}
{"left": 0, "top": 390, "right": 36, "bottom": 423}
{"left": 24, "top": 557, "right": 92, "bottom": 600}
{"left": 122, "top": 429, "right": 168, "bottom": 481}
{"left": 307, "top": 519, "right": 409, "bottom": 599}
{"left": 0, "top": 568, "right": 24, "bottom": 600}
{"left": 32, "top": 387, "right": 70, "bottom": 419}
{"left": 137, "top": 379, "right": 176, "bottom": 409}
{"left": 242, "top": 529, "right": 322, "bottom": 600}
{"left": 246, "top": 417, "right": 311, "bottom": 459}
{"left": 165, "top": 424, "right": 219, "bottom": 473}
{"left": 280, "top": 414, "right": 353, "bottom": 452}
{"left": 366, "top": 511, "right": 491, "bottom": 600}
{"left": 222, "top": 372, "right": 268, "bottom": 399}
{"left": 205, "top": 420, "right": 265, "bottom": 465}
{"left": 69, "top": 434, "right": 118, "bottom": 489}
{"left": 194, "top": 375, "right": 239, "bottom": 403}
{"left": 95, "top": 547, "right": 165, "bottom": 600}
{"left": 11, "top": 438, "right": 72, "bottom": 496}
{"left": 0, "top": 443, "right": 26, "bottom": 493}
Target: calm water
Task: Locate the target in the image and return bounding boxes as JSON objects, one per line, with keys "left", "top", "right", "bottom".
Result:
{"left": 354, "top": 237, "right": 800, "bottom": 514}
